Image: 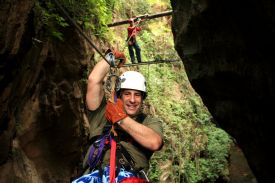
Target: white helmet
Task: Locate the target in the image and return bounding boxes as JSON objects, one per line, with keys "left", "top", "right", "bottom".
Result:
{"left": 118, "top": 71, "right": 147, "bottom": 98}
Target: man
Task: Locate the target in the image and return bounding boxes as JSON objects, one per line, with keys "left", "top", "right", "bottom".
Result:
{"left": 127, "top": 18, "right": 142, "bottom": 63}
{"left": 72, "top": 50, "right": 163, "bottom": 183}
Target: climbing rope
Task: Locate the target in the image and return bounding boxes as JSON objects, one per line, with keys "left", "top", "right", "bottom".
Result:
{"left": 104, "top": 68, "right": 121, "bottom": 183}
{"left": 104, "top": 68, "right": 120, "bottom": 102}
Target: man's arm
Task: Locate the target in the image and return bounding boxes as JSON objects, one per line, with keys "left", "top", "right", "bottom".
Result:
{"left": 86, "top": 50, "right": 126, "bottom": 110}
{"left": 118, "top": 117, "right": 163, "bottom": 151}
{"left": 86, "top": 59, "right": 110, "bottom": 111}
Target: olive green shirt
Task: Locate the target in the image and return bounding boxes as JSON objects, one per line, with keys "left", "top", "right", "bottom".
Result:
{"left": 83, "top": 100, "right": 163, "bottom": 173}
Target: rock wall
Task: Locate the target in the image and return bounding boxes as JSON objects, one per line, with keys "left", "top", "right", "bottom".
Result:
{"left": 0, "top": 0, "right": 91, "bottom": 182}
{"left": 171, "top": 0, "right": 274, "bottom": 182}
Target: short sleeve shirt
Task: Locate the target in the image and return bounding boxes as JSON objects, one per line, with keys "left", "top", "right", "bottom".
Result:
{"left": 85, "top": 101, "right": 163, "bottom": 172}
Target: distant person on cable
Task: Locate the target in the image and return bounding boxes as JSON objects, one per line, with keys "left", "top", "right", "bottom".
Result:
{"left": 127, "top": 17, "right": 143, "bottom": 64}
{"left": 71, "top": 49, "right": 163, "bottom": 183}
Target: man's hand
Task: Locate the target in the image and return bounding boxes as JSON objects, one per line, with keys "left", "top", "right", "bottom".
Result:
{"left": 113, "top": 50, "right": 126, "bottom": 67}
{"left": 105, "top": 99, "right": 127, "bottom": 124}
{"left": 105, "top": 49, "right": 126, "bottom": 68}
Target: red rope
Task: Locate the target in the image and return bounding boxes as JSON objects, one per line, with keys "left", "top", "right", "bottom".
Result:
{"left": 109, "top": 137, "right": 117, "bottom": 183}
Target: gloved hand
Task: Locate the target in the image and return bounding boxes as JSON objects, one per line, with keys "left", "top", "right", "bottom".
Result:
{"left": 105, "top": 99, "right": 127, "bottom": 124}
{"left": 113, "top": 50, "right": 126, "bottom": 67}
{"left": 105, "top": 49, "right": 126, "bottom": 68}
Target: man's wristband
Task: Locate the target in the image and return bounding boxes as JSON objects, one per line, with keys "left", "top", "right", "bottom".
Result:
{"left": 105, "top": 52, "right": 115, "bottom": 67}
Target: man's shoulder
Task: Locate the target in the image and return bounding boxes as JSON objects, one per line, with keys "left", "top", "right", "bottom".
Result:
{"left": 143, "top": 114, "right": 164, "bottom": 138}
{"left": 143, "top": 114, "right": 162, "bottom": 124}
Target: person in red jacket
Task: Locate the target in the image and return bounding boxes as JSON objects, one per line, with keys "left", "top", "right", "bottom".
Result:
{"left": 127, "top": 18, "right": 142, "bottom": 63}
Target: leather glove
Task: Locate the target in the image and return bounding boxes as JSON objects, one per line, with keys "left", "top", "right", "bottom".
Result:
{"left": 105, "top": 49, "right": 126, "bottom": 68}
{"left": 105, "top": 99, "right": 127, "bottom": 124}
{"left": 113, "top": 50, "right": 126, "bottom": 67}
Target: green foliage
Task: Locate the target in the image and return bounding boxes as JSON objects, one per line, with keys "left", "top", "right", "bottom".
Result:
{"left": 142, "top": 62, "right": 232, "bottom": 182}
{"left": 81, "top": 0, "right": 113, "bottom": 36}
{"left": 183, "top": 126, "right": 232, "bottom": 183}
{"left": 114, "top": 0, "right": 150, "bottom": 18}
{"left": 35, "top": 0, "right": 114, "bottom": 40}
{"left": 34, "top": 1, "right": 68, "bottom": 40}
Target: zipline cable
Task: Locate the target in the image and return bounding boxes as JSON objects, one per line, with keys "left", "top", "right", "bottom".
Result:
{"left": 121, "top": 59, "right": 181, "bottom": 67}
{"left": 51, "top": 0, "right": 109, "bottom": 63}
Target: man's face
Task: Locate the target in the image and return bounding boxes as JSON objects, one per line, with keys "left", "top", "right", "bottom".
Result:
{"left": 121, "top": 89, "right": 143, "bottom": 116}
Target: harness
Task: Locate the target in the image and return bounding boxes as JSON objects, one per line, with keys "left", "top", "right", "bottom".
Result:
{"left": 86, "top": 115, "right": 144, "bottom": 171}
{"left": 87, "top": 127, "right": 112, "bottom": 170}
{"left": 85, "top": 114, "right": 149, "bottom": 182}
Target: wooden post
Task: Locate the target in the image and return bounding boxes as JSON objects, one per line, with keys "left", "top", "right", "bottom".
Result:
{"left": 107, "top": 10, "right": 173, "bottom": 27}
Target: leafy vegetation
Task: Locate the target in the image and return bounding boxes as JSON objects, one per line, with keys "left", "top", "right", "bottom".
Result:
{"left": 34, "top": 0, "right": 114, "bottom": 40}
{"left": 140, "top": 64, "right": 232, "bottom": 183}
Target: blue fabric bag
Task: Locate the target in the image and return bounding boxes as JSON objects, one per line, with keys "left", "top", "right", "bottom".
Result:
{"left": 71, "top": 166, "right": 136, "bottom": 183}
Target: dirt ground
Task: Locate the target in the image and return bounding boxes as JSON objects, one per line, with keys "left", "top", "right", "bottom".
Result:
{"left": 228, "top": 145, "right": 257, "bottom": 183}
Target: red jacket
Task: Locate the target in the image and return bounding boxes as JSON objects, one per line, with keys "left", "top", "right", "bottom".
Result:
{"left": 127, "top": 26, "right": 142, "bottom": 39}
